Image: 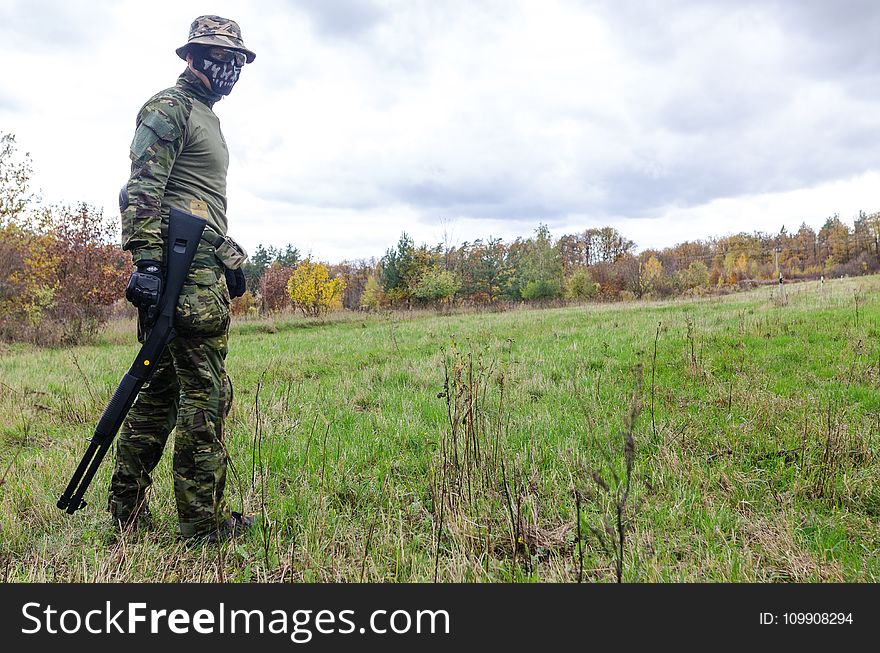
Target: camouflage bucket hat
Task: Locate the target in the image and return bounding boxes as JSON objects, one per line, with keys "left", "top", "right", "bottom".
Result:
{"left": 176, "top": 15, "right": 256, "bottom": 63}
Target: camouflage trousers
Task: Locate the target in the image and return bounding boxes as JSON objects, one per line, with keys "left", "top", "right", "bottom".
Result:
{"left": 109, "top": 265, "right": 234, "bottom": 537}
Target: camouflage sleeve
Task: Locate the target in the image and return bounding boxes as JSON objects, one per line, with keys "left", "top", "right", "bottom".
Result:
{"left": 120, "top": 94, "right": 191, "bottom": 264}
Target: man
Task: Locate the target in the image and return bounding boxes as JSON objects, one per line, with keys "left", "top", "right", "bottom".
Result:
{"left": 110, "top": 15, "right": 255, "bottom": 542}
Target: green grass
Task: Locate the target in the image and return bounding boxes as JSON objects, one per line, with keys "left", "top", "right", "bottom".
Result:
{"left": 1, "top": 276, "right": 878, "bottom": 582}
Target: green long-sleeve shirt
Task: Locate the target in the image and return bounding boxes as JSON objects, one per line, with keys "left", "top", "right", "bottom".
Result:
{"left": 121, "top": 68, "right": 230, "bottom": 265}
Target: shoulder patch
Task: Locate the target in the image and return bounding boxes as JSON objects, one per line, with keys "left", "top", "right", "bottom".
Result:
{"left": 136, "top": 87, "right": 193, "bottom": 141}
{"left": 141, "top": 110, "right": 177, "bottom": 141}
{"left": 129, "top": 86, "right": 196, "bottom": 162}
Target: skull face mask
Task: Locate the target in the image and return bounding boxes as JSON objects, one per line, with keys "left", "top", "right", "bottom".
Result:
{"left": 191, "top": 46, "right": 245, "bottom": 95}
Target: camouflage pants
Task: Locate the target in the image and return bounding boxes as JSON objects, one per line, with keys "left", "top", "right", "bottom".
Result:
{"left": 109, "top": 266, "right": 233, "bottom": 537}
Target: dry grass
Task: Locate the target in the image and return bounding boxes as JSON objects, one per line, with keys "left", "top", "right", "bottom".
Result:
{"left": 1, "top": 276, "right": 879, "bottom": 581}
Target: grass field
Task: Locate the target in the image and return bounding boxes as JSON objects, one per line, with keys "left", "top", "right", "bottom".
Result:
{"left": 1, "top": 276, "right": 878, "bottom": 582}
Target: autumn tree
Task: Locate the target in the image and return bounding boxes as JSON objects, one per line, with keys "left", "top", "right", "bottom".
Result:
{"left": 241, "top": 243, "right": 300, "bottom": 294}
{"left": 639, "top": 254, "right": 667, "bottom": 297}
{"left": 0, "top": 222, "right": 57, "bottom": 339}
{"left": 519, "top": 224, "right": 563, "bottom": 300}
{"left": 330, "top": 259, "right": 375, "bottom": 310}
{"left": 0, "top": 134, "right": 60, "bottom": 340}
{"left": 230, "top": 290, "right": 259, "bottom": 317}
{"left": 379, "top": 233, "right": 415, "bottom": 304}
{"left": 859, "top": 212, "right": 880, "bottom": 256}
{"left": 38, "top": 203, "right": 128, "bottom": 343}
{"left": 241, "top": 244, "right": 272, "bottom": 294}
{"left": 1, "top": 135, "right": 128, "bottom": 343}
{"left": 0, "top": 133, "right": 35, "bottom": 224}
{"left": 675, "top": 260, "right": 710, "bottom": 294}
{"left": 818, "top": 215, "right": 851, "bottom": 267}
{"left": 793, "top": 223, "right": 819, "bottom": 275}
{"left": 563, "top": 267, "right": 598, "bottom": 300}
{"left": 286, "top": 259, "right": 346, "bottom": 317}
{"left": 468, "top": 237, "right": 508, "bottom": 302}
{"left": 259, "top": 262, "right": 294, "bottom": 313}
{"left": 412, "top": 269, "right": 460, "bottom": 306}
{"left": 360, "top": 275, "right": 385, "bottom": 311}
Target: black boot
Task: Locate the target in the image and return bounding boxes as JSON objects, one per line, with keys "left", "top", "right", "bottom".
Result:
{"left": 204, "top": 512, "right": 254, "bottom": 543}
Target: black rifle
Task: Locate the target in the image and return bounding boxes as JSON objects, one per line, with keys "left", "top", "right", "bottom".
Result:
{"left": 57, "top": 208, "right": 206, "bottom": 514}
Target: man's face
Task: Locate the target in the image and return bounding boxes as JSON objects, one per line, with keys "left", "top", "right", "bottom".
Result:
{"left": 190, "top": 46, "right": 245, "bottom": 96}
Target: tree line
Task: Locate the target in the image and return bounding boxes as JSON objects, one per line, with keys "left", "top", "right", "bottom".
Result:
{"left": 3, "top": 130, "right": 879, "bottom": 343}
{"left": 240, "top": 213, "right": 880, "bottom": 314}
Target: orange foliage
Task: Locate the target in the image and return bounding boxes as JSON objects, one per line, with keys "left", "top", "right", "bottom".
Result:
{"left": 0, "top": 203, "right": 128, "bottom": 344}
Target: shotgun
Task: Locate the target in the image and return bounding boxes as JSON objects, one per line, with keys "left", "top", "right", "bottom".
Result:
{"left": 57, "top": 208, "right": 206, "bottom": 514}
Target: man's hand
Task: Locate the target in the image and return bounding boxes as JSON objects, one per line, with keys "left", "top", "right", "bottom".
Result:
{"left": 125, "top": 259, "right": 163, "bottom": 309}
{"left": 225, "top": 267, "right": 246, "bottom": 298}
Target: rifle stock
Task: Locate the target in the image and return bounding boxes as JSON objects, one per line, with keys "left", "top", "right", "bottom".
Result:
{"left": 57, "top": 208, "right": 206, "bottom": 515}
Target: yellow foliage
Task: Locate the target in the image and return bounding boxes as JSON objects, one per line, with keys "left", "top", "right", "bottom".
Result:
{"left": 640, "top": 255, "right": 664, "bottom": 294}
{"left": 286, "top": 260, "right": 346, "bottom": 317}
{"left": 0, "top": 224, "right": 59, "bottom": 333}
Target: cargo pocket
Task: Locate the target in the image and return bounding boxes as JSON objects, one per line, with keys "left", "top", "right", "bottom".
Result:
{"left": 214, "top": 235, "right": 249, "bottom": 270}
{"left": 175, "top": 268, "right": 230, "bottom": 337}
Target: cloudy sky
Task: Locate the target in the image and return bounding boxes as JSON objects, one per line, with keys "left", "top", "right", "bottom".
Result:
{"left": 1, "top": 0, "right": 879, "bottom": 262}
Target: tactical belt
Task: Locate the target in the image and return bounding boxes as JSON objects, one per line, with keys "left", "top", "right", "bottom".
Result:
{"left": 201, "top": 224, "right": 226, "bottom": 249}
{"left": 158, "top": 217, "right": 245, "bottom": 270}
{"left": 200, "top": 224, "right": 248, "bottom": 270}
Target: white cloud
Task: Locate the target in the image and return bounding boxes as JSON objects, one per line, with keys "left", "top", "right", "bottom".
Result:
{"left": 579, "top": 171, "right": 880, "bottom": 253}
{"left": 1, "top": 0, "right": 878, "bottom": 262}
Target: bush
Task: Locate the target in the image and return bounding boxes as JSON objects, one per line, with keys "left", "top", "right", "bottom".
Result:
{"left": 521, "top": 278, "right": 562, "bottom": 300}
{"left": 828, "top": 251, "right": 880, "bottom": 278}
{"left": 231, "top": 290, "right": 259, "bottom": 318}
{"left": 675, "top": 260, "right": 710, "bottom": 294}
{"left": 286, "top": 259, "right": 346, "bottom": 317}
{"left": 39, "top": 204, "right": 129, "bottom": 344}
{"left": 563, "top": 268, "right": 598, "bottom": 300}
{"left": 259, "top": 263, "right": 294, "bottom": 313}
{"left": 0, "top": 222, "right": 57, "bottom": 339}
{"left": 1, "top": 134, "right": 128, "bottom": 344}
{"left": 639, "top": 255, "right": 669, "bottom": 297}
{"left": 412, "top": 269, "right": 460, "bottom": 305}
{"left": 0, "top": 204, "right": 127, "bottom": 344}
{"left": 360, "top": 275, "right": 385, "bottom": 311}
